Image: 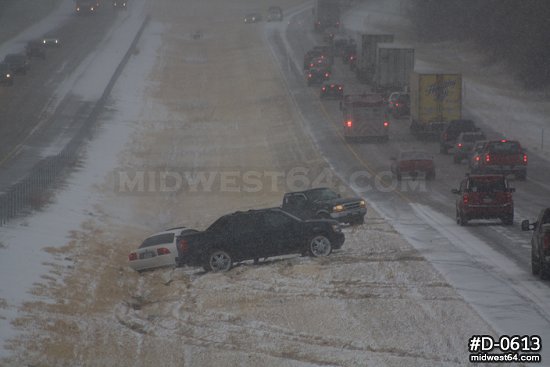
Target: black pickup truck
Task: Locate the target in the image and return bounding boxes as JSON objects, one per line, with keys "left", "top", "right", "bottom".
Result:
{"left": 175, "top": 207, "right": 345, "bottom": 272}
{"left": 282, "top": 187, "right": 366, "bottom": 225}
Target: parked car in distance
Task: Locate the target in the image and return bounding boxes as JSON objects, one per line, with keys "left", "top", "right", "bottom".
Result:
{"left": 25, "top": 40, "right": 46, "bottom": 59}
{"left": 453, "top": 131, "right": 487, "bottom": 163}
{"left": 452, "top": 174, "right": 515, "bottom": 226}
{"left": 282, "top": 187, "right": 366, "bottom": 225}
{"left": 470, "top": 139, "right": 528, "bottom": 180}
{"left": 3, "top": 53, "right": 29, "bottom": 75}
{"left": 440, "top": 119, "right": 478, "bottom": 154}
{"left": 306, "top": 67, "right": 330, "bottom": 86}
{"left": 522, "top": 208, "right": 550, "bottom": 279}
{"left": 320, "top": 83, "right": 343, "bottom": 99}
{"left": 0, "top": 62, "right": 14, "bottom": 86}
{"left": 176, "top": 208, "right": 345, "bottom": 272}
{"left": 386, "top": 91, "right": 410, "bottom": 118}
{"left": 128, "top": 227, "right": 198, "bottom": 272}
{"left": 390, "top": 150, "right": 435, "bottom": 180}
{"left": 244, "top": 12, "right": 262, "bottom": 23}
{"left": 266, "top": 6, "right": 283, "bottom": 21}
{"left": 307, "top": 56, "right": 332, "bottom": 71}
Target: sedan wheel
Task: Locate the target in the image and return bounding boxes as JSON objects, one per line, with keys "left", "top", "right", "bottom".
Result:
{"left": 309, "top": 235, "right": 332, "bottom": 257}
{"left": 206, "top": 249, "right": 233, "bottom": 272}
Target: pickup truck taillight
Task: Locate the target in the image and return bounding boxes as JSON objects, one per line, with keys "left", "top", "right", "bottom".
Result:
{"left": 178, "top": 239, "right": 189, "bottom": 253}
{"left": 128, "top": 252, "right": 138, "bottom": 261}
{"left": 346, "top": 120, "right": 353, "bottom": 128}
{"left": 523, "top": 153, "right": 528, "bottom": 164}
{"left": 462, "top": 194, "right": 469, "bottom": 204}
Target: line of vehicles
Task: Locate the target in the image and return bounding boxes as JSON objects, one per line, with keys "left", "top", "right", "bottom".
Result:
{"left": 243, "top": 6, "right": 283, "bottom": 24}
{"left": 305, "top": 0, "right": 549, "bottom": 280}
{"left": 74, "top": 0, "right": 127, "bottom": 14}
{"left": 0, "top": 37, "right": 61, "bottom": 87}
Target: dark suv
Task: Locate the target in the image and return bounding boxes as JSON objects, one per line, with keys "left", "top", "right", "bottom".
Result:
{"left": 452, "top": 174, "right": 515, "bottom": 226}
{"left": 176, "top": 208, "right": 345, "bottom": 272}
{"left": 440, "top": 119, "right": 479, "bottom": 154}
{"left": 522, "top": 208, "right": 550, "bottom": 279}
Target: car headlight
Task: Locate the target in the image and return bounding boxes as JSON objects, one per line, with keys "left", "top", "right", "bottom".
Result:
{"left": 332, "top": 204, "right": 344, "bottom": 212}
{"left": 332, "top": 223, "right": 341, "bottom": 232}
{"left": 359, "top": 200, "right": 366, "bottom": 208}
{"left": 6, "top": 74, "right": 10, "bottom": 78}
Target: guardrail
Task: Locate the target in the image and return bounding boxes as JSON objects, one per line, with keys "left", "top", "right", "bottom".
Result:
{"left": 0, "top": 14, "right": 151, "bottom": 226}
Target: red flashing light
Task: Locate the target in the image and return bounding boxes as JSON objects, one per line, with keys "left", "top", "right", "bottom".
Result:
{"left": 346, "top": 120, "right": 353, "bottom": 128}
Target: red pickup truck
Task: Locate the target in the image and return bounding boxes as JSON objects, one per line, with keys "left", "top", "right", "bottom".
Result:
{"left": 470, "top": 139, "right": 527, "bottom": 180}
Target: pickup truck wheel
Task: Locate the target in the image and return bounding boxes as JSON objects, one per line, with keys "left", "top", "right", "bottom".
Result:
{"left": 205, "top": 249, "right": 233, "bottom": 272}
{"left": 532, "top": 246, "right": 540, "bottom": 275}
{"left": 309, "top": 235, "right": 332, "bottom": 257}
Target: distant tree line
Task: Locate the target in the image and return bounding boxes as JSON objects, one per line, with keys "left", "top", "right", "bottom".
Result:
{"left": 408, "top": 0, "right": 550, "bottom": 89}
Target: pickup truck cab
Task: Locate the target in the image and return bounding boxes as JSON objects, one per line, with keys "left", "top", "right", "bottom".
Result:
{"left": 522, "top": 208, "right": 550, "bottom": 279}
{"left": 282, "top": 187, "right": 366, "bottom": 225}
{"left": 471, "top": 139, "right": 527, "bottom": 180}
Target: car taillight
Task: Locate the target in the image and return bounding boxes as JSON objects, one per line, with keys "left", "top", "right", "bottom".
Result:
{"left": 157, "top": 248, "right": 171, "bottom": 255}
{"left": 308, "top": 73, "right": 312, "bottom": 78}
{"left": 350, "top": 55, "right": 354, "bottom": 60}
{"left": 457, "top": 143, "right": 462, "bottom": 148}
{"left": 128, "top": 252, "right": 138, "bottom": 261}
{"left": 322, "top": 87, "right": 326, "bottom": 91}
{"left": 475, "top": 156, "right": 480, "bottom": 162}
{"left": 395, "top": 103, "right": 399, "bottom": 107}
{"left": 325, "top": 72, "right": 329, "bottom": 77}
{"left": 485, "top": 154, "right": 490, "bottom": 163}
{"left": 178, "top": 239, "right": 189, "bottom": 252}
{"left": 383, "top": 121, "right": 389, "bottom": 127}
{"left": 338, "top": 86, "right": 342, "bottom": 90}
{"left": 523, "top": 153, "right": 528, "bottom": 164}
{"left": 462, "top": 194, "right": 469, "bottom": 204}
{"left": 346, "top": 120, "right": 352, "bottom": 128}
